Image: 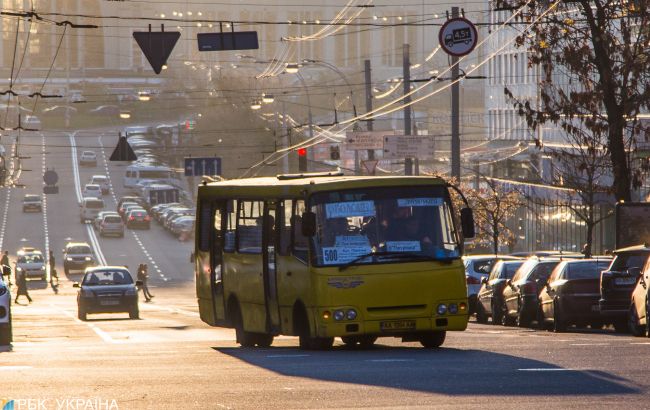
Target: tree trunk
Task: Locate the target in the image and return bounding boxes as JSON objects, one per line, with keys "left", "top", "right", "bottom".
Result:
{"left": 492, "top": 228, "right": 499, "bottom": 255}
{"left": 585, "top": 222, "right": 594, "bottom": 259}
{"left": 608, "top": 118, "right": 632, "bottom": 202}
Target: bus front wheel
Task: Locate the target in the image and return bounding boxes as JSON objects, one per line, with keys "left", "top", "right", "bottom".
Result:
{"left": 419, "top": 331, "right": 446, "bottom": 348}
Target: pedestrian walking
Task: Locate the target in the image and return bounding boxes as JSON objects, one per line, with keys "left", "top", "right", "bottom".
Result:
{"left": 14, "top": 269, "right": 32, "bottom": 304}
{"left": 137, "top": 264, "right": 154, "bottom": 302}
{"left": 49, "top": 250, "right": 59, "bottom": 292}
{"left": 1, "top": 250, "right": 10, "bottom": 286}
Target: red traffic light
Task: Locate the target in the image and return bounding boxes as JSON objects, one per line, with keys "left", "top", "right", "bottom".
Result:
{"left": 297, "top": 148, "right": 307, "bottom": 157}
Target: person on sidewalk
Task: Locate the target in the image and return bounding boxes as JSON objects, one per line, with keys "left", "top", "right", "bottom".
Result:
{"left": 14, "top": 269, "right": 32, "bottom": 304}
{"left": 1, "top": 251, "right": 10, "bottom": 286}
{"left": 49, "top": 250, "right": 59, "bottom": 293}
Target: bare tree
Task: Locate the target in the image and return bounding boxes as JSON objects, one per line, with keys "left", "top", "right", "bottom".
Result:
{"left": 499, "top": 0, "right": 650, "bottom": 201}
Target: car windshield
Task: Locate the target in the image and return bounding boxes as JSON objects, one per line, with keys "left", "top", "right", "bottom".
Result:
{"left": 67, "top": 246, "right": 91, "bottom": 254}
{"left": 18, "top": 254, "right": 43, "bottom": 263}
{"left": 469, "top": 259, "right": 495, "bottom": 274}
{"left": 85, "top": 200, "right": 104, "bottom": 209}
{"left": 567, "top": 261, "right": 612, "bottom": 280}
{"left": 104, "top": 216, "right": 122, "bottom": 223}
{"left": 24, "top": 195, "right": 40, "bottom": 201}
{"left": 503, "top": 261, "right": 524, "bottom": 279}
{"left": 309, "top": 186, "right": 459, "bottom": 266}
{"left": 83, "top": 270, "right": 133, "bottom": 286}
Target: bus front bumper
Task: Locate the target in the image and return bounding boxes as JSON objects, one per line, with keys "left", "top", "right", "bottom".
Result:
{"left": 314, "top": 315, "right": 468, "bottom": 338}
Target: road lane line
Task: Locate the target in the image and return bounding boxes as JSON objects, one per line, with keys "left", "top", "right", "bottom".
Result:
{"left": 0, "top": 187, "right": 11, "bottom": 251}
{"left": 518, "top": 368, "right": 578, "bottom": 371}
{"left": 570, "top": 343, "right": 610, "bottom": 346}
{"left": 53, "top": 304, "right": 118, "bottom": 344}
{"left": 41, "top": 134, "right": 51, "bottom": 280}
{"left": 367, "top": 359, "right": 415, "bottom": 363}
{"left": 266, "top": 354, "right": 311, "bottom": 358}
{"left": 0, "top": 366, "right": 33, "bottom": 371}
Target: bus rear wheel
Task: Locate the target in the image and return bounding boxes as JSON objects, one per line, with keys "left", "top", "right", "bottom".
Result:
{"left": 254, "top": 333, "right": 274, "bottom": 348}
{"left": 419, "top": 331, "right": 446, "bottom": 348}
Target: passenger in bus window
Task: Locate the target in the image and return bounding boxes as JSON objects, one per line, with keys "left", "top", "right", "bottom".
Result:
{"left": 321, "top": 217, "right": 350, "bottom": 246}
{"left": 393, "top": 217, "right": 432, "bottom": 244}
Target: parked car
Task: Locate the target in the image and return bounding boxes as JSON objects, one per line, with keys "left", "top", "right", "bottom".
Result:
{"left": 476, "top": 260, "right": 525, "bottom": 324}
{"left": 164, "top": 210, "right": 195, "bottom": 230}
{"left": 170, "top": 215, "right": 195, "bottom": 236}
{"left": 82, "top": 184, "right": 102, "bottom": 198}
{"left": 629, "top": 259, "right": 650, "bottom": 337}
{"left": 80, "top": 197, "right": 105, "bottom": 223}
{"left": 22, "top": 194, "right": 42, "bottom": 212}
{"left": 463, "top": 255, "right": 520, "bottom": 314}
{"left": 90, "top": 175, "right": 110, "bottom": 195}
{"left": 539, "top": 259, "right": 612, "bottom": 332}
{"left": 125, "top": 209, "right": 151, "bottom": 229}
{"left": 599, "top": 245, "right": 650, "bottom": 332}
{"left": 79, "top": 150, "right": 97, "bottom": 167}
{"left": 99, "top": 214, "right": 125, "bottom": 237}
{"left": 63, "top": 242, "right": 96, "bottom": 275}
{"left": 15, "top": 247, "right": 46, "bottom": 281}
{"left": 0, "top": 275, "right": 11, "bottom": 345}
{"left": 151, "top": 203, "right": 181, "bottom": 221}
{"left": 502, "top": 258, "right": 562, "bottom": 327}
{"left": 75, "top": 266, "right": 140, "bottom": 321}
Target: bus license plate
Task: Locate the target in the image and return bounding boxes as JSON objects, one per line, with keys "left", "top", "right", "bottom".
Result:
{"left": 380, "top": 320, "right": 416, "bottom": 331}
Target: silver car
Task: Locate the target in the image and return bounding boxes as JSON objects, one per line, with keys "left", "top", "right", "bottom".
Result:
{"left": 99, "top": 214, "right": 125, "bottom": 238}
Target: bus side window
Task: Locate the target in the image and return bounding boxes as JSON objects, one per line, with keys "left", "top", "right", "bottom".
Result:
{"left": 278, "top": 200, "right": 292, "bottom": 256}
{"left": 237, "top": 200, "right": 263, "bottom": 254}
{"left": 293, "top": 200, "right": 309, "bottom": 262}
{"left": 198, "top": 200, "right": 212, "bottom": 252}
{"left": 224, "top": 200, "right": 236, "bottom": 253}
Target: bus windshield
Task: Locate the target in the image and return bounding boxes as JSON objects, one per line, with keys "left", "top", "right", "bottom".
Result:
{"left": 309, "top": 186, "right": 459, "bottom": 267}
{"left": 139, "top": 170, "right": 171, "bottom": 179}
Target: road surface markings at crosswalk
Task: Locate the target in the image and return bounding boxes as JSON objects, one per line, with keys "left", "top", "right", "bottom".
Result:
{"left": 518, "top": 368, "right": 577, "bottom": 372}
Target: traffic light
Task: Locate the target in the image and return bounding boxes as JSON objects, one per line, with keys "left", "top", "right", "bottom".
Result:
{"left": 330, "top": 145, "right": 340, "bottom": 160}
{"left": 297, "top": 148, "right": 308, "bottom": 172}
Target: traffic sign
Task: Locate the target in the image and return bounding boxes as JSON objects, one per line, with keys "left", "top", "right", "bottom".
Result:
{"left": 185, "top": 157, "right": 222, "bottom": 177}
{"left": 361, "top": 160, "right": 379, "bottom": 175}
{"left": 383, "top": 135, "right": 435, "bottom": 159}
{"left": 439, "top": 17, "right": 478, "bottom": 57}
{"left": 133, "top": 30, "right": 181, "bottom": 74}
{"left": 345, "top": 130, "right": 396, "bottom": 151}
{"left": 197, "top": 31, "right": 259, "bottom": 51}
{"left": 110, "top": 136, "right": 137, "bottom": 161}
{"left": 43, "top": 169, "right": 58, "bottom": 186}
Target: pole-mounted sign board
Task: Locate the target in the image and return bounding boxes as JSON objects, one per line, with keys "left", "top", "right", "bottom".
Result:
{"left": 185, "top": 157, "right": 222, "bottom": 177}
{"left": 133, "top": 27, "right": 180, "bottom": 74}
{"left": 383, "top": 135, "right": 435, "bottom": 160}
{"left": 198, "top": 31, "right": 259, "bottom": 51}
{"left": 345, "top": 130, "right": 396, "bottom": 151}
{"left": 439, "top": 17, "right": 478, "bottom": 57}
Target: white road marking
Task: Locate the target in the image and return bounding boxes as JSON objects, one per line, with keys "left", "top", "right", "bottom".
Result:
{"left": 570, "top": 343, "right": 610, "bottom": 346}
{"left": 0, "top": 366, "right": 33, "bottom": 371}
{"left": 41, "top": 134, "right": 51, "bottom": 279}
{"left": 367, "top": 359, "right": 415, "bottom": 363}
{"left": 266, "top": 354, "right": 311, "bottom": 358}
{"left": 54, "top": 305, "right": 118, "bottom": 344}
{"left": 630, "top": 342, "right": 650, "bottom": 345}
{"left": 0, "top": 186, "right": 11, "bottom": 251}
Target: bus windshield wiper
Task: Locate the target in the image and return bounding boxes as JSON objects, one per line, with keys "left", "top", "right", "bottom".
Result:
{"left": 338, "top": 251, "right": 437, "bottom": 271}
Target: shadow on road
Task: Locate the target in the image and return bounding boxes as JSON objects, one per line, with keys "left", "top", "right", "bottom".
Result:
{"left": 214, "top": 345, "right": 640, "bottom": 396}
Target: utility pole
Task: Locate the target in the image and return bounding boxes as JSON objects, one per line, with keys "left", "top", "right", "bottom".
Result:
{"left": 403, "top": 44, "right": 413, "bottom": 176}
{"left": 451, "top": 7, "right": 461, "bottom": 179}
{"left": 364, "top": 60, "right": 376, "bottom": 166}
{"left": 281, "top": 100, "right": 289, "bottom": 174}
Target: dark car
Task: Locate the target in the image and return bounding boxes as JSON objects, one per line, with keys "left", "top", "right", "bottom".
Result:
{"left": 125, "top": 209, "right": 151, "bottom": 229}
{"left": 599, "top": 245, "right": 650, "bottom": 332}
{"left": 476, "top": 260, "right": 524, "bottom": 324}
{"left": 539, "top": 259, "right": 612, "bottom": 332}
{"left": 502, "top": 258, "right": 562, "bottom": 327}
{"left": 74, "top": 267, "right": 140, "bottom": 321}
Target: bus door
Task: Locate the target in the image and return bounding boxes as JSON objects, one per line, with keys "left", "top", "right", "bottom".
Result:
{"left": 196, "top": 199, "right": 227, "bottom": 326}
{"left": 263, "top": 201, "right": 281, "bottom": 334}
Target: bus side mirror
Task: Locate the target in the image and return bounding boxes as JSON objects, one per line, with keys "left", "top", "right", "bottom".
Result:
{"left": 461, "top": 208, "right": 475, "bottom": 239}
{"left": 301, "top": 211, "right": 317, "bottom": 237}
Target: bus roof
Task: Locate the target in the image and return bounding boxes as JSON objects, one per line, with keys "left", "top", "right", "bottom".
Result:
{"left": 199, "top": 175, "right": 448, "bottom": 198}
{"left": 126, "top": 164, "right": 171, "bottom": 171}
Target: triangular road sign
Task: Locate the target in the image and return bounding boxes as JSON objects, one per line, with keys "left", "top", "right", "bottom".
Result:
{"left": 110, "top": 136, "right": 137, "bottom": 161}
{"left": 362, "top": 160, "right": 379, "bottom": 175}
{"left": 133, "top": 31, "right": 180, "bottom": 74}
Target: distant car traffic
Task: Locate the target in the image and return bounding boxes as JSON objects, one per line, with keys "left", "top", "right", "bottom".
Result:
{"left": 23, "top": 115, "right": 42, "bottom": 130}
{"left": 93, "top": 211, "right": 119, "bottom": 230}
{"left": 15, "top": 247, "right": 46, "bottom": 281}
{"left": 0, "top": 275, "right": 11, "bottom": 345}
{"left": 99, "top": 214, "right": 125, "bottom": 238}
{"left": 475, "top": 260, "right": 524, "bottom": 324}
{"left": 463, "top": 255, "right": 520, "bottom": 314}
{"left": 63, "top": 242, "right": 95, "bottom": 275}
{"left": 82, "top": 184, "right": 102, "bottom": 198}
{"left": 125, "top": 209, "right": 150, "bottom": 229}
{"left": 599, "top": 245, "right": 650, "bottom": 332}
{"left": 22, "top": 194, "right": 42, "bottom": 212}
{"left": 80, "top": 197, "right": 105, "bottom": 223}
{"left": 118, "top": 202, "right": 139, "bottom": 218}
{"left": 90, "top": 175, "right": 110, "bottom": 195}
{"left": 79, "top": 151, "right": 97, "bottom": 167}
{"left": 539, "top": 259, "right": 612, "bottom": 332}
{"left": 75, "top": 266, "right": 140, "bottom": 321}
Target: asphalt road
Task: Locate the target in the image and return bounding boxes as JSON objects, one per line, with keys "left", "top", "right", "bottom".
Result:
{"left": 1, "top": 130, "right": 649, "bottom": 409}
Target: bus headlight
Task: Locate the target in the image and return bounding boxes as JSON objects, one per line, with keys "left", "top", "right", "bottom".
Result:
{"left": 437, "top": 304, "right": 447, "bottom": 315}
{"left": 448, "top": 304, "right": 458, "bottom": 314}
{"left": 333, "top": 310, "right": 345, "bottom": 321}
{"left": 346, "top": 309, "right": 357, "bottom": 320}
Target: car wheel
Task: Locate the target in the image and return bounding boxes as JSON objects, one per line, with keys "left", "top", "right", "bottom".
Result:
{"left": 254, "top": 333, "right": 274, "bottom": 348}
{"left": 358, "top": 335, "right": 378, "bottom": 349}
{"left": 613, "top": 320, "right": 629, "bottom": 333}
{"left": 501, "top": 303, "right": 516, "bottom": 326}
{"left": 589, "top": 321, "right": 604, "bottom": 330}
{"left": 628, "top": 305, "right": 645, "bottom": 337}
{"left": 553, "top": 301, "right": 567, "bottom": 333}
{"left": 491, "top": 300, "right": 503, "bottom": 325}
{"left": 341, "top": 336, "right": 358, "bottom": 346}
{"left": 516, "top": 304, "right": 531, "bottom": 328}
{"left": 129, "top": 307, "right": 140, "bottom": 320}
{"left": 64, "top": 266, "right": 69, "bottom": 275}
{"left": 419, "top": 331, "right": 446, "bottom": 348}
{"left": 475, "top": 302, "right": 488, "bottom": 324}
{"left": 78, "top": 307, "right": 87, "bottom": 321}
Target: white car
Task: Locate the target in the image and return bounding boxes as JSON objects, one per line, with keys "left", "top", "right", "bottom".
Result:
{"left": 463, "top": 255, "right": 520, "bottom": 315}
{"left": 80, "top": 197, "right": 105, "bottom": 223}
{"left": 16, "top": 247, "right": 47, "bottom": 281}
{"left": 0, "top": 274, "right": 11, "bottom": 345}
{"left": 79, "top": 151, "right": 97, "bottom": 167}
{"left": 23, "top": 115, "right": 41, "bottom": 130}
{"left": 90, "top": 175, "right": 110, "bottom": 195}
{"left": 83, "top": 184, "right": 102, "bottom": 198}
